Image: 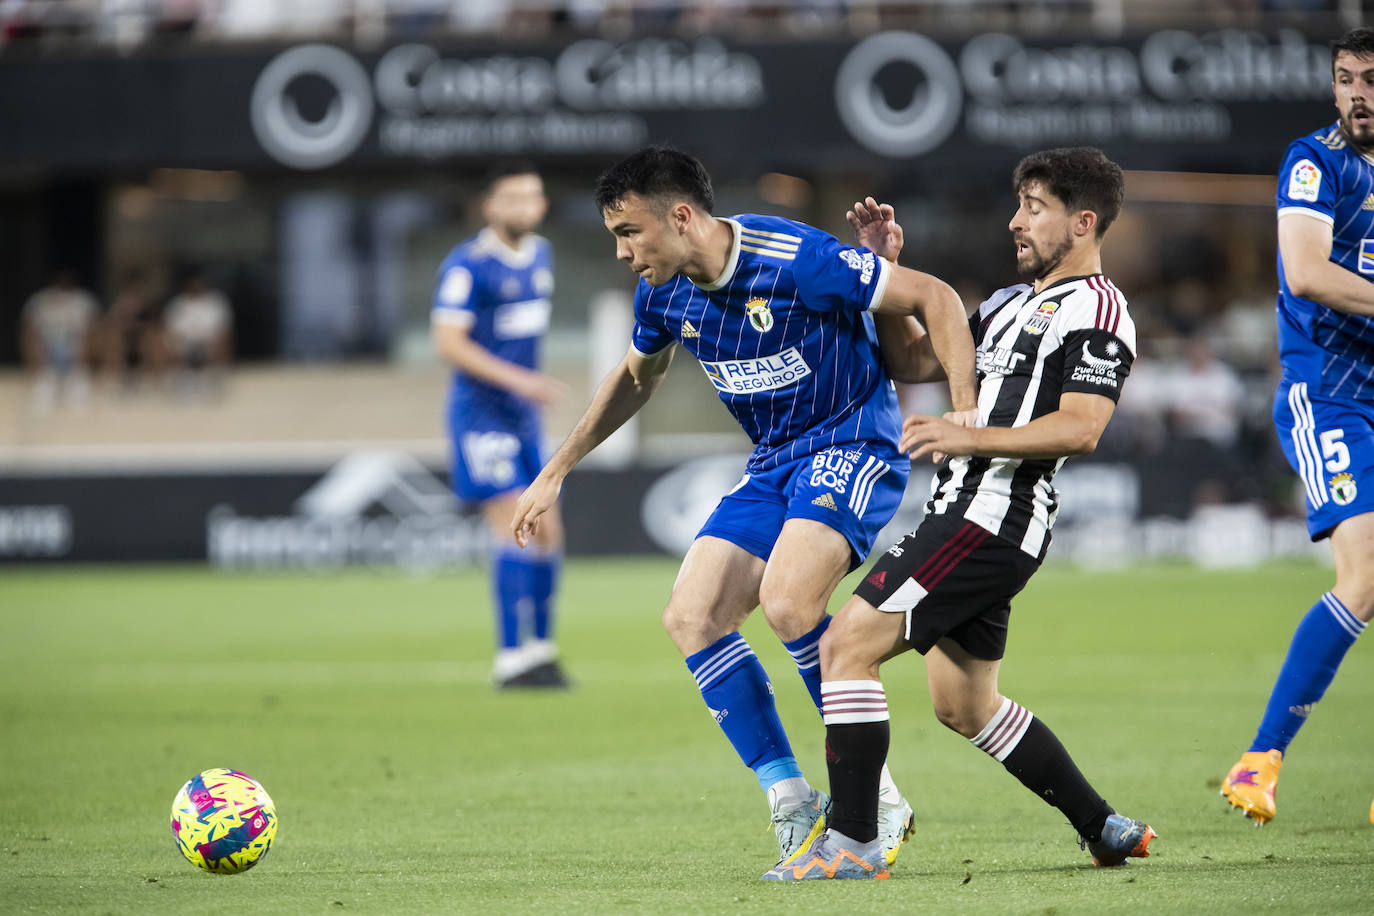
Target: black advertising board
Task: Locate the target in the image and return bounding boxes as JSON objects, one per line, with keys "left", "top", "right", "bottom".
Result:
{"left": 0, "top": 28, "right": 1338, "bottom": 178}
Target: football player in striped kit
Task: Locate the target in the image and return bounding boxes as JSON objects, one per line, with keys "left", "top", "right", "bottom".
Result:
{"left": 769, "top": 148, "right": 1156, "bottom": 881}
{"left": 511, "top": 146, "right": 978, "bottom": 872}
{"left": 1221, "top": 27, "right": 1374, "bottom": 826}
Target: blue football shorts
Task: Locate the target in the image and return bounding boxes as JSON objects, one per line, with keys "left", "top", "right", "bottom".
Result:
{"left": 449, "top": 424, "right": 543, "bottom": 504}
{"left": 1274, "top": 379, "right": 1374, "bottom": 540}
{"left": 697, "top": 442, "right": 909, "bottom": 570}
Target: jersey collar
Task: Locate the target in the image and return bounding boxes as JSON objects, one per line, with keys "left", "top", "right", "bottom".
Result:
{"left": 477, "top": 227, "right": 540, "bottom": 269}
{"left": 695, "top": 218, "right": 742, "bottom": 291}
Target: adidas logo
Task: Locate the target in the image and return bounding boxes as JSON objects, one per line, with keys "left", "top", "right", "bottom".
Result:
{"left": 681, "top": 319, "right": 700, "bottom": 338}
{"left": 865, "top": 570, "right": 887, "bottom": 589}
{"left": 811, "top": 492, "right": 837, "bottom": 510}
{"left": 1363, "top": 193, "right": 1374, "bottom": 211}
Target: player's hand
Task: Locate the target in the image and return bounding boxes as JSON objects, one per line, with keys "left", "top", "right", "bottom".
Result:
{"left": 511, "top": 474, "right": 563, "bottom": 548}
{"left": 517, "top": 373, "right": 570, "bottom": 408}
{"left": 846, "top": 197, "right": 904, "bottom": 262}
{"left": 929, "top": 408, "right": 979, "bottom": 463}
{"left": 900, "top": 413, "right": 978, "bottom": 464}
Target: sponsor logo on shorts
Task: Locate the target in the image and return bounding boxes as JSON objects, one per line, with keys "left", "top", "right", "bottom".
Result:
{"left": 865, "top": 570, "right": 887, "bottom": 589}
{"left": 1330, "top": 472, "right": 1357, "bottom": 506}
{"left": 701, "top": 346, "right": 811, "bottom": 394}
{"left": 811, "top": 492, "right": 838, "bottom": 510}
{"left": 1287, "top": 158, "right": 1321, "bottom": 202}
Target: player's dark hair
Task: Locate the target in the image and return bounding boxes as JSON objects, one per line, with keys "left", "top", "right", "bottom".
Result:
{"left": 1331, "top": 27, "right": 1374, "bottom": 74}
{"left": 1012, "top": 147, "right": 1124, "bottom": 238}
{"left": 483, "top": 159, "right": 540, "bottom": 192}
{"left": 594, "top": 145, "right": 715, "bottom": 216}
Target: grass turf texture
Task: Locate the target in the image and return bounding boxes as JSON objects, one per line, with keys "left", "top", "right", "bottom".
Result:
{"left": 1, "top": 560, "right": 1371, "bottom": 914}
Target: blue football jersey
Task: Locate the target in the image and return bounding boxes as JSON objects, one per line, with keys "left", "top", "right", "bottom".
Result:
{"left": 1275, "top": 123, "right": 1374, "bottom": 400}
{"left": 630, "top": 214, "right": 902, "bottom": 471}
{"left": 432, "top": 228, "right": 554, "bottom": 432}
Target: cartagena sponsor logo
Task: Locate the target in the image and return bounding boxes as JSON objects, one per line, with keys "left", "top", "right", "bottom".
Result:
{"left": 1070, "top": 339, "right": 1124, "bottom": 387}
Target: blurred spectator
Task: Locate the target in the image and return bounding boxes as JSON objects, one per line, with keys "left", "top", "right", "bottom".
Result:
{"left": 163, "top": 270, "right": 233, "bottom": 395}
{"left": 98, "top": 274, "right": 165, "bottom": 392}
{"left": 1166, "top": 335, "right": 1245, "bottom": 453}
{"left": 21, "top": 269, "right": 99, "bottom": 414}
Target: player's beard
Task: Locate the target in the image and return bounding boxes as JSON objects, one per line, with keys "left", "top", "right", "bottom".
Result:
{"left": 1339, "top": 105, "right": 1374, "bottom": 153}
{"left": 1014, "top": 229, "right": 1073, "bottom": 281}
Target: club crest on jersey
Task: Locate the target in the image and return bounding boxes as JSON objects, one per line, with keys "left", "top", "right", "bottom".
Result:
{"left": 746, "top": 297, "right": 774, "bottom": 332}
{"left": 1022, "top": 300, "right": 1063, "bottom": 335}
{"left": 1287, "top": 158, "right": 1320, "bottom": 202}
{"left": 1330, "top": 472, "right": 1357, "bottom": 506}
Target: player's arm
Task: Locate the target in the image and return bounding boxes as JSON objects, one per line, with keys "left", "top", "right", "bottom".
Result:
{"left": 1279, "top": 212, "right": 1374, "bottom": 316}
{"left": 847, "top": 197, "right": 976, "bottom": 409}
{"left": 512, "top": 344, "right": 675, "bottom": 546}
{"left": 901, "top": 392, "right": 1115, "bottom": 461}
{"left": 432, "top": 320, "right": 566, "bottom": 407}
{"left": 871, "top": 268, "right": 978, "bottom": 411}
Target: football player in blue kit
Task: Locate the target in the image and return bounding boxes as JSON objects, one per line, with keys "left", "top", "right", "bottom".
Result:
{"left": 432, "top": 162, "right": 570, "bottom": 689}
{"left": 1221, "top": 27, "right": 1374, "bottom": 824}
{"left": 511, "top": 146, "right": 978, "bottom": 871}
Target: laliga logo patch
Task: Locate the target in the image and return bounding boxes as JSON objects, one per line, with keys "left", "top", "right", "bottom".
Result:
{"left": 746, "top": 297, "right": 774, "bottom": 332}
{"left": 1287, "top": 158, "right": 1321, "bottom": 203}
{"left": 1330, "top": 472, "right": 1357, "bottom": 506}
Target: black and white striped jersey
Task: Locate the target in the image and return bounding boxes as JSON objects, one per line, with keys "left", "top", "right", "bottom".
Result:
{"left": 926, "top": 274, "right": 1136, "bottom": 560}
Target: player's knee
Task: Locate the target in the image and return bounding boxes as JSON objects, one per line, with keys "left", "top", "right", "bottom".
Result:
{"left": 660, "top": 602, "right": 720, "bottom": 655}
{"left": 758, "top": 583, "right": 824, "bottom": 641}
{"left": 929, "top": 693, "right": 981, "bottom": 738}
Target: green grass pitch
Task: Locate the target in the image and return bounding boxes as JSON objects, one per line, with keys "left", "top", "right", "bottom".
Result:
{"left": 1, "top": 560, "right": 1371, "bottom": 913}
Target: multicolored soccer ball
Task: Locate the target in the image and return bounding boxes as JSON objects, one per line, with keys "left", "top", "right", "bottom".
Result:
{"left": 170, "top": 768, "right": 277, "bottom": 873}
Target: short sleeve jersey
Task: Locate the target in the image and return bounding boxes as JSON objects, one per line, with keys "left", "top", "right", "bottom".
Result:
{"left": 629, "top": 215, "right": 902, "bottom": 472}
{"left": 432, "top": 228, "right": 554, "bottom": 432}
{"left": 1275, "top": 123, "right": 1374, "bottom": 400}
{"left": 927, "top": 276, "right": 1136, "bottom": 559}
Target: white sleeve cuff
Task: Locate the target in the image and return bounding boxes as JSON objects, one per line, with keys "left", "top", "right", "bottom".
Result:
{"left": 1277, "top": 206, "right": 1334, "bottom": 226}
{"left": 866, "top": 257, "right": 893, "bottom": 313}
{"left": 431, "top": 309, "right": 476, "bottom": 327}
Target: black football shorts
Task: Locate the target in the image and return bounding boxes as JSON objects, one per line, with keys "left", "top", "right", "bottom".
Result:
{"left": 852, "top": 513, "right": 1040, "bottom": 660}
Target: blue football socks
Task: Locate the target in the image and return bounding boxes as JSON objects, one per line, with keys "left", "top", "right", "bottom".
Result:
{"left": 782, "top": 615, "right": 831, "bottom": 714}
{"left": 1251, "top": 592, "right": 1366, "bottom": 754}
{"left": 492, "top": 546, "right": 531, "bottom": 650}
{"left": 686, "top": 632, "right": 801, "bottom": 791}
{"left": 528, "top": 551, "right": 560, "bottom": 642}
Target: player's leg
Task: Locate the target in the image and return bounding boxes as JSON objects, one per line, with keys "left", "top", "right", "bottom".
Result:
{"left": 1223, "top": 389, "right": 1374, "bottom": 822}
{"left": 452, "top": 427, "right": 550, "bottom": 687}
{"left": 926, "top": 638, "right": 1155, "bottom": 865}
{"left": 812, "top": 594, "right": 910, "bottom": 847}
{"left": 667, "top": 533, "right": 832, "bottom": 863}
{"left": 480, "top": 492, "right": 542, "bottom": 684}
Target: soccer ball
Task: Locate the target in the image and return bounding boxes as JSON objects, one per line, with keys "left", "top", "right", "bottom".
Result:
{"left": 170, "top": 768, "right": 277, "bottom": 873}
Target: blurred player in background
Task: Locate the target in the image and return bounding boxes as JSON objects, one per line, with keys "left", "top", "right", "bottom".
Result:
{"left": 770, "top": 148, "right": 1156, "bottom": 881}
{"left": 1221, "top": 27, "right": 1374, "bottom": 825}
{"left": 432, "top": 162, "right": 570, "bottom": 689}
{"left": 512, "top": 145, "right": 978, "bottom": 870}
